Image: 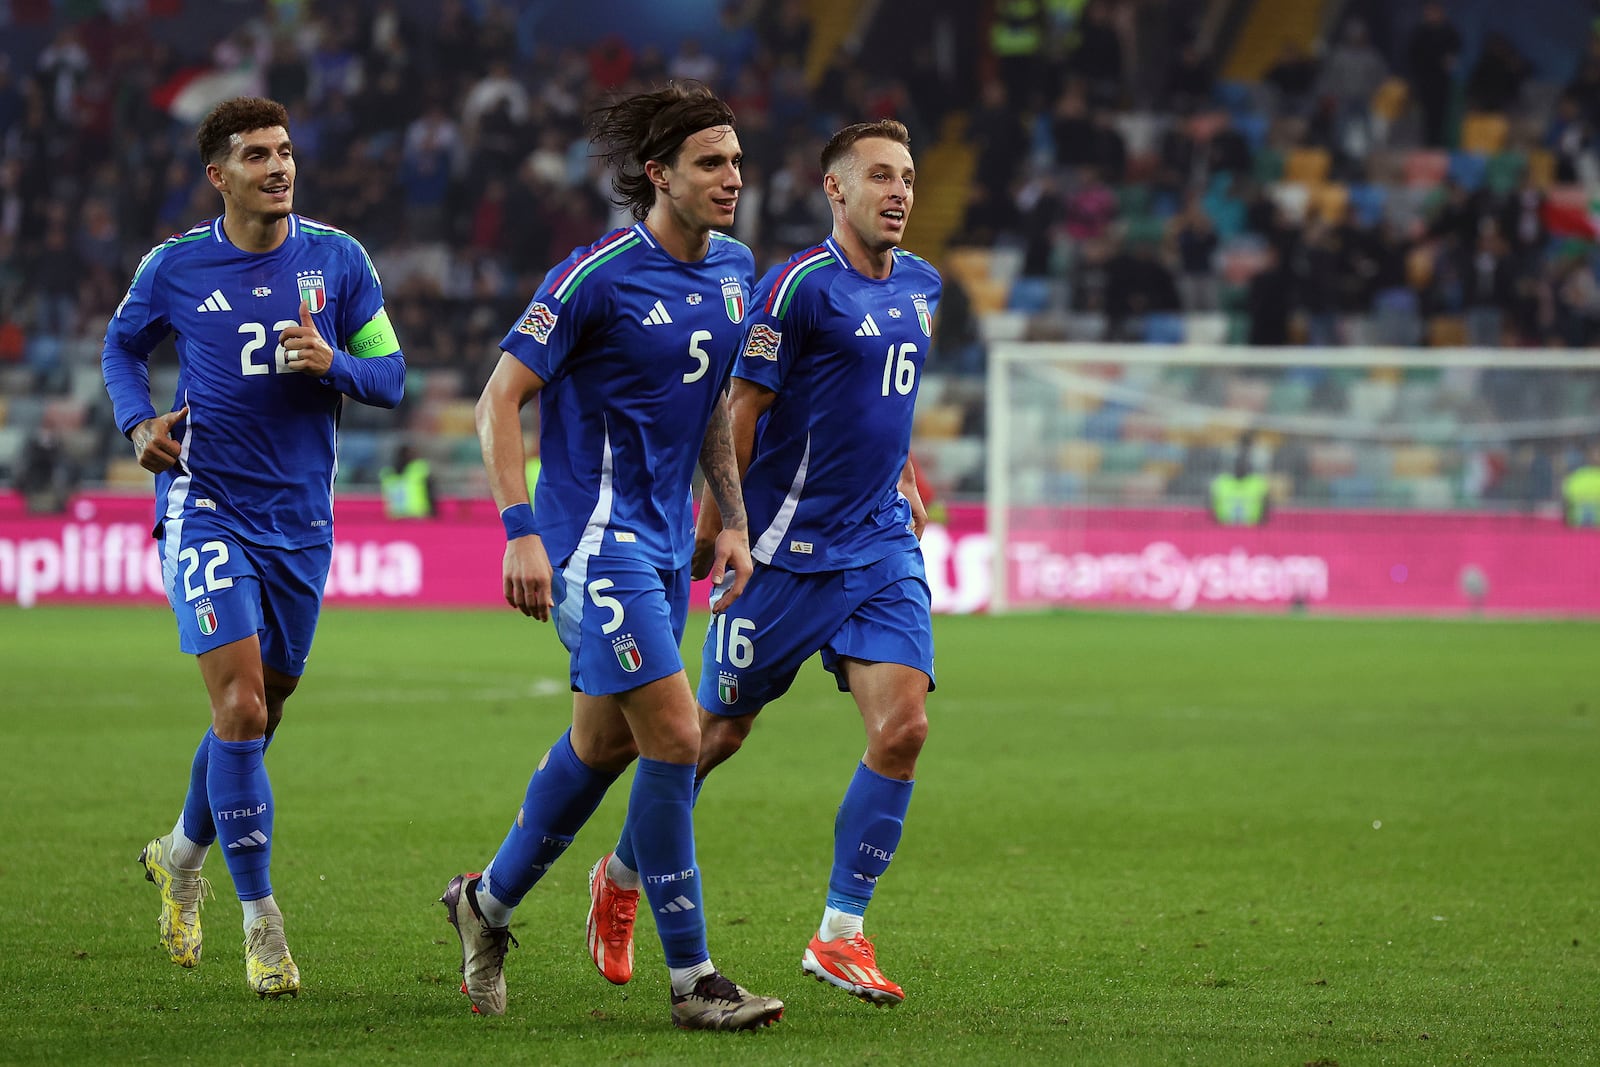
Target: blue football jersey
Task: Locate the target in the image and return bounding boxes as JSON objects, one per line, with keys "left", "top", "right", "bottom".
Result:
{"left": 102, "top": 215, "right": 396, "bottom": 548}
{"left": 500, "top": 223, "right": 756, "bottom": 570}
{"left": 735, "top": 236, "right": 942, "bottom": 572}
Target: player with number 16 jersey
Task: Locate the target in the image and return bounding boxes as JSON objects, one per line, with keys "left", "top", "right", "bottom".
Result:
{"left": 591, "top": 120, "right": 941, "bottom": 1011}
{"left": 737, "top": 235, "right": 940, "bottom": 572}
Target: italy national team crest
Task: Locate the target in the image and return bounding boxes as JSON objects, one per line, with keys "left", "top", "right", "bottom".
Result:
{"left": 912, "top": 294, "right": 932, "bottom": 337}
{"left": 612, "top": 635, "right": 642, "bottom": 673}
{"left": 195, "top": 598, "right": 218, "bottom": 636}
{"left": 718, "top": 671, "right": 738, "bottom": 705}
{"left": 721, "top": 276, "right": 745, "bottom": 323}
{"left": 296, "top": 270, "right": 327, "bottom": 314}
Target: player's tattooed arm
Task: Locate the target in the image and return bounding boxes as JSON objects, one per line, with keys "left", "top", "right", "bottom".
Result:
{"left": 698, "top": 396, "right": 754, "bottom": 610}
{"left": 699, "top": 399, "right": 747, "bottom": 534}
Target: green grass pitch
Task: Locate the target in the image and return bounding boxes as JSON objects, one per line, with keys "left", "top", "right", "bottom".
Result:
{"left": 0, "top": 605, "right": 1595, "bottom": 1065}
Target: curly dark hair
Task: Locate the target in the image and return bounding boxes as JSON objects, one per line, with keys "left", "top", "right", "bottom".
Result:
{"left": 589, "top": 82, "right": 736, "bottom": 221}
{"left": 819, "top": 120, "right": 912, "bottom": 176}
{"left": 196, "top": 98, "right": 291, "bottom": 165}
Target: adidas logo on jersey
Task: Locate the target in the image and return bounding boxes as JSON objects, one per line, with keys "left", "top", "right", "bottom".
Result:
{"left": 642, "top": 300, "right": 674, "bottom": 326}
{"left": 854, "top": 314, "right": 882, "bottom": 337}
{"left": 196, "top": 289, "right": 232, "bottom": 313}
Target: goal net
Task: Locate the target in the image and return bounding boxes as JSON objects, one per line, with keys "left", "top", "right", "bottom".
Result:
{"left": 984, "top": 343, "right": 1600, "bottom": 616}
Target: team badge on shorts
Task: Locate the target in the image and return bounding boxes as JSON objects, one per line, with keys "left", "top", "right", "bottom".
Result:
{"left": 195, "top": 598, "right": 218, "bottom": 636}
{"left": 743, "top": 323, "right": 780, "bottom": 361}
{"left": 913, "top": 294, "right": 932, "bottom": 337}
{"left": 721, "top": 277, "right": 745, "bottom": 323}
{"left": 612, "top": 634, "right": 642, "bottom": 673}
{"left": 296, "top": 270, "right": 327, "bottom": 314}
{"left": 718, "top": 671, "right": 738, "bottom": 705}
{"left": 518, "top": 302, "right": 557, "bottom": 342}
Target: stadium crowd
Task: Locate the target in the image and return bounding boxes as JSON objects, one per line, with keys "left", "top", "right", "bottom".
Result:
{"left": 1, "top": 0, "right": 1598, "bottom": 506}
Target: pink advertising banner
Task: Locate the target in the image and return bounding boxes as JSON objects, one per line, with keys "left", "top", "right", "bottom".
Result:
{"left": 921, "top": 505, "right": 1600, "bottom": 616}
{"left": 3, "top": 493, "right": 1596, "bottom": 616}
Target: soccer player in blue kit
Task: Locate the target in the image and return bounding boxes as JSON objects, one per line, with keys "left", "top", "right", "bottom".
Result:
{"left": 586, "top": 119, "right": 940, "bottom": 1008}
{"left": 102, "top": 98, "right": 406, "bottom": 998}
{"left": 440, "top": 83, "right": 783, "bottom": 1030}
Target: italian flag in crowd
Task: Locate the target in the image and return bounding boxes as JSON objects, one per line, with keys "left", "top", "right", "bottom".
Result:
{"left": 1541, "top": 193, "right": 1600, "bottom": 241}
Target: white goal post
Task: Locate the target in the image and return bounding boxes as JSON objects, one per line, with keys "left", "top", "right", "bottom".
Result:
{"left": 984, "top": 343, "right": 1600, "bottom": 615}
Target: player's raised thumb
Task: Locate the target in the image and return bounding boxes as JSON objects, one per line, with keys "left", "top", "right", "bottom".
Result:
{"left": 164, "top": 404, "right": 190, "bottom": 427}
{"left": 300, "top": 299, "right": 313, "bottom": 327}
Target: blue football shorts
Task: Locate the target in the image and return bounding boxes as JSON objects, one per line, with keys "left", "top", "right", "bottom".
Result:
{"left": 553, "top": 547, "right": 690, "bottom": 696}
{"left": 695, "top": 547, "right": 935, "bottom": 717}
{"left": 159, "top": 515, "right": 331, "bottom": 677}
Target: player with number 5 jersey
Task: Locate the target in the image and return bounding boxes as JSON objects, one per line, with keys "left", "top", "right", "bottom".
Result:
{"left": 589, "top": 119, "right": 941, "bottom": 1010}
{"left": 442, "top": 82, "right": 782, "bottom": 1032}
{"left": 101, "top": 97, "right": 405, "bottom": 1001}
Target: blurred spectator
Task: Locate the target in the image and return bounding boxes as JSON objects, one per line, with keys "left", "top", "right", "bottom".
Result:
{"left": 1062, "top": 167, "right": 1117, "bottom": 243}
{"left": 1091, "top": 110, "right": 1129, "bottom": 183}
{"left": 1016, "top": 172, "right": 1067, "bottom": 277}
{"left": 0, "top": 57, "right": 24, "bottom": 142}
{"left": 1050, "top": 84, "right": 1097, "bottom": 170}
{"left": 668, "top": 38, "right": 719, "bottom": 85}
{"left": 1247, "top": 245, "right": 1292, "bottom": 345}
{"left": 34, "top": 223, "right": 82, "bottom": 338}
{"left": 588, "top": 35, "right": 634, "bottom": 90}
{"left": 1210, "top": 433, "right": 1269, "bottom": 525}
{"left": 1163, "top": 42, "right": 1214, "bottom": 115}
{"left": 1066, "top": 0, "right": 1125, "bottom": 110}
{"left": 1171, "top": 194, "right": 1218, "bottom": 310}
{"left": 760, "top": 0, "right": 813, "bottom": 70}
{"left": 1263, "top": 41, "right": 1317, "bottom": 117}
{"left": 14, "top": 427, "right": 74, "bottom": 513}
{"left": 930, "top": 271, "right": 982, "bottom": 376}
{"left": 1564, "top": 53, "right": 1600, "bottom": 130}
{"left": 1295, "top": 219, "right": 1343, "bottom": 346}
{"left": 1406, "top": 2, "right": 1462, "bottom": 147}
{"left": 760, "top": 147, "right": 828, "bottom": 250}
{"left": 402, "top": 102, "right": 461, "bottom": 237}
{"left": 380, "top": 444, "right": 436, "bottom": 519}
{"left": 991, "top": 0, "right": 1047, "bottom": 110}
{"left": 461, "top": 59, "right": 529, "bottom": 145}
{"left": 1205, "top": 114, "right": 1253, "bottom": 178}
{"left": 1562, "top": 442, "right": 1600, "bottom": 527}
{"left": 36, "top": 27, "right": 90, "bottom": 123}
{"left": 1463, "top": 226, "right": 1515, "bottom": 346}
{"left": 969, "top": 80, "right": 1031, "bottom": 208}
{"left": 1103, "top": 240, "right": 1180, "bottom": 340}
{"left": 1465, "top": 32, "right": 1529, "bottom": 113}
{"left": 1316, "top": 21, "right": 1388, "bottom": 155}
{"left": 1546, "top": 93, "right": 1598, "bottom": 185}
{"left": 706, "top": 3, "right": 759, "bottom": 82}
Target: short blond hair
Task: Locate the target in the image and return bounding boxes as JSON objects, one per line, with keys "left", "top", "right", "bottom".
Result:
{"left": 819, "top": 120, "right": 911, "bottom": 176}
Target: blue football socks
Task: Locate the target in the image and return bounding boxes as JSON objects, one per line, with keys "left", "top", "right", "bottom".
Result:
{"left": 207, "top": 736, "right": 274, "bottom": 902}
{"left": 480, "top": 729, "right": 616, "bottom": 918}
{"left": 826, "top": 761, "right": 914, "bottom": 916}
{"left": 613, "top": 773, "right": 705, "bottom": 879}
{"left": 625, "top": 758, "right": 707, "bottom": 968}
{"left": 177, "top": 729, "right": 219, "bottom": 870}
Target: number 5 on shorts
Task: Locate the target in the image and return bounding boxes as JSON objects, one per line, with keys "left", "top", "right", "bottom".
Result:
{"left": 588, "top": 578, "right": 625, "bottom": 635}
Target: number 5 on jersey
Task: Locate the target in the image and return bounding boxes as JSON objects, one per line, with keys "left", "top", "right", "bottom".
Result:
{"left": 684, "top": 329, "right": 713, "bottom": 384}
